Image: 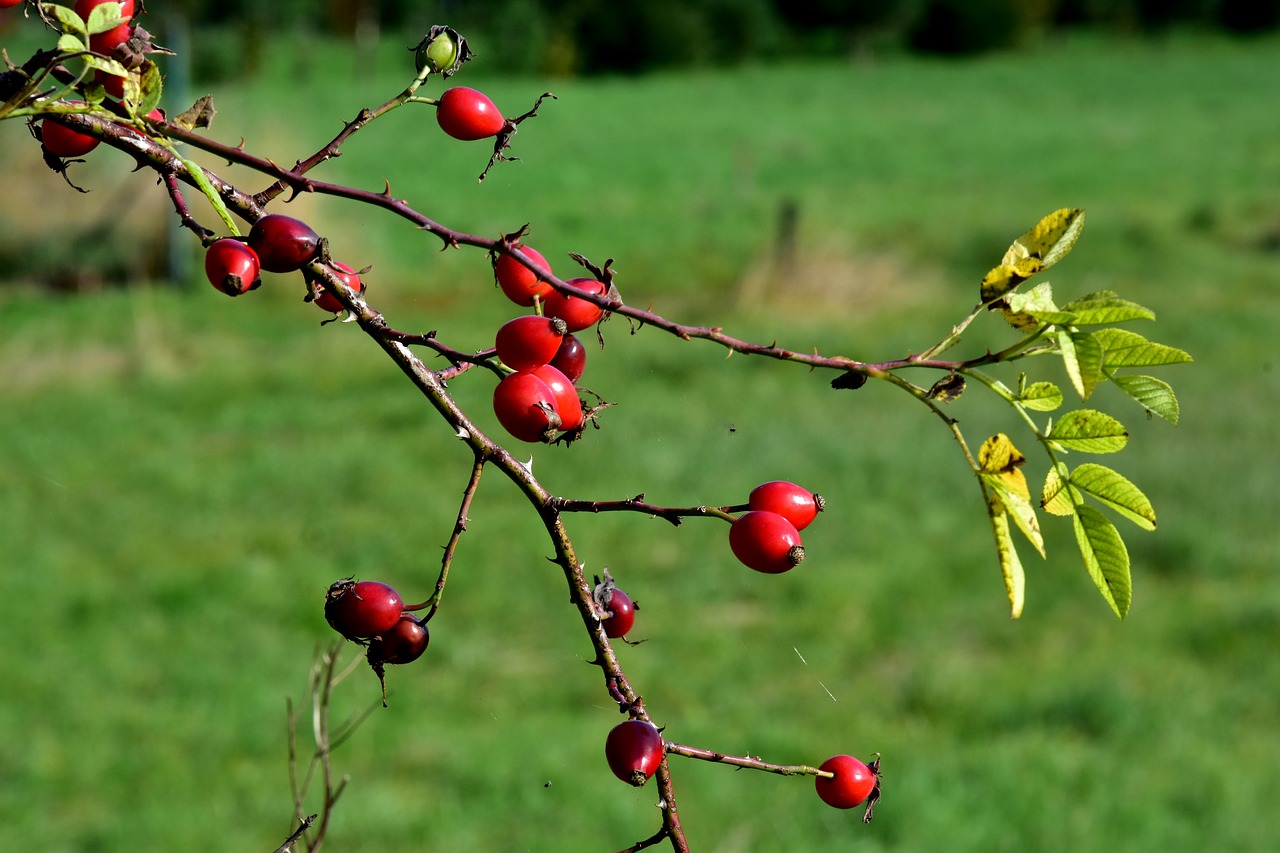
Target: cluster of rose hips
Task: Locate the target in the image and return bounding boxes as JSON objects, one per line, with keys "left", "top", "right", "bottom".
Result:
{"left": 490, "top": 241, "right": 605, "bottom": 443}
{"left": 323, "top": 579, "right": 431, "bottom": 704}
{"left": 203, "top": 213, "right": 367, "bottom": 315}
{"left": 30, "top": 1, "right": 165, "bottom": 158}
{"left": 726, "top": 480, "right": 824, "bottom": 574}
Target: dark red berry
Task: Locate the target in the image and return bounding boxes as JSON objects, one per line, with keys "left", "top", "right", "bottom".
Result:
{"left": 324, "top": 579, "right": 404, "bottom": 642}
{"left": 366, "top": 612, "right": 430, "bottom": 666}
{"left": 204, "top": 238, "right": 262, "bottom": 296}
{"left": 815, "top": 754, "right": 877, "bottom": 810}
{"left": 748, "top": 481, "right": 824, "bottom": 531}
{"left": 550, "top": 333, "right": 586, "bottom": 383}
{"left": 312, "top": 261, "right": 364, "bottom": 313}
{"left": 605, "top": 720, "right": 664, "bottom": 786}
{"left": 247, "top": 214, "right": 320, "bottom": 273}
{"left": 728, "top": 511, "right": 805, "bottom": 574}
{"left": 603, "top": 588, "right": 635, "bottom": 639}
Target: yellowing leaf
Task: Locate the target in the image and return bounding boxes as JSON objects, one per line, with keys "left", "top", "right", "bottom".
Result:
{"left": 1005, "top": 208, "right": 1086, "bottom": 271}
{"left": 983, "top": 474, "right": 1044, "bottom": 557}
{"left": 982, "top": 208, "right": 1084, "bottom": 302}
{"left": 1042, "top": 462, "right": 1079, "bottom": 516}
{"left": 978, "top": 434, "right": 1029, "bottom": 499}
{"left": 986, "top": 496, "right": 1026, "bottom": 618}
{"left": 980, "top": 263, "right": 1028, "bottom": 303}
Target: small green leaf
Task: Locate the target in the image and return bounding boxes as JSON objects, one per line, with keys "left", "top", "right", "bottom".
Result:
{"left": 1048, "top": 409, "right": 1129, "bottom": 453}
{"left": 1034, "top": 295, "right": 1156, "bottom": 326}
{"left": 1109, "top": 373, "right": 1181, "bottom": 424}
{"left": 82, "top": 55, "right": 127, "bottom": 76}
{"left": 1057, "top": 330, "right": 1105, "bottom": 399}
{"left": 47, "top": 5, "right": 88, "bottom": 38}
{"left": 1000, "top": 282, "right": 1058, "bottom": 330}
{"left": 1070, "top": 463, "right": 1156, "bottom": 530}
{"left": 1071, "top": 330, "right": 1104, "bottom": 399}
{"left": 1094, "top": 328, "right": 1193, "bottom": 368}
{"left": 86, "top": 4, "right": 126, "bottom": 36}
{"left": 57, "top": 33, "right": 87, "bottom": 53}
{"left": 1073, "top": 504, "right": 1132, "bottom": 618}
{"left": 134, "top": 61, "right": 164, "bottom": 117}
{"left": 1019, "top": 381, "right": 1064, "bottom": 412}
{"left": 986, "top": 498, "right": 1026, "bottom": 619}
{"left": 1042, "top": 462, "right": 1079, "bottom": 516}
{"left": 1057, "top": 329, "right": 1083, "bottom": 397}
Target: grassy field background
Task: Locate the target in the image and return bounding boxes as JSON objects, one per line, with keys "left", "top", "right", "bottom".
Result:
{"left": 2, "top": 25, "right": 1279, "bottom": 851}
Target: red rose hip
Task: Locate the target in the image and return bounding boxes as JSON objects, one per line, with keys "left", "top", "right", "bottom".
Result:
{"left": 436, "top": 86, "right": 505, "bottom": 141}
{"left": 312, "top": 261, "right": 364, "bottom": 312}
{"left": 729, "top": 511, "right": 805, "bottom": 574}
{"left": 366, "top": 612, "right": 430, "bottom": 666}
{"left": 605, "top": 720, "right": 663, "bottom": 786}
{"left": 324, "top": 579, "right": 404, "bottom": 641}
{"left": 495, "top": 245, "right": 554, "bottom": 306}
{"left": 495, "top": 315, "right": 566, "bottom": 372}
{"left": 748, "top": 481, "right": 825, "bottom": 531}
{"left": 602, "top": 588, "right": 636, "bottom": 639}
{"left": 204, "top": 238, "right": 262, "bottom": 296}
{"left": 543, "top": 278, "right": 607, "bottom": 332}
{"left": 492, "top": 372, "right": 559, "bottom": 443}
{"left": 815, "top": 754, "right": 877, "bottom": 810}
{"left": 247, "top": 214, "right": 320, "bottom": 273}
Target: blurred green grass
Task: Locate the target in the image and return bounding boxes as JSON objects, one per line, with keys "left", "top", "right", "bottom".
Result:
{"left": 2, "top": 27, "right": 1279, "bottom": 851}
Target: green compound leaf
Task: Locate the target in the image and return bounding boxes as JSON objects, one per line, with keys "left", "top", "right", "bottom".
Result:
{"left": 1042, "top": 462, "right": 1080, "bottom": 516}
{"left": 1019, "top": 381, "right": 1064, "bottom": 412}
{"left": 1070, "top": 463, "right": 1156, "bottom": 530}
{"left": 1048, "top": 409, "right": 1129, "bottom": 453}
{"left": 986, "top": 497, "right": 1026, "bottom": 619}
{"left": 1073, "top": 504, "right": 1132, "bottom": 618}
{"left": 1109, "top": 373, "right": 1181, "bottom": 424}
{"left": 1032, "top": 294, "right": 1156, "bottom": 326}
{"left": 980, "top": 208, "right": 1085, "bottom": 302}
{"left": 1094, "top": 328, "right": 1193, "bottom": 368}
